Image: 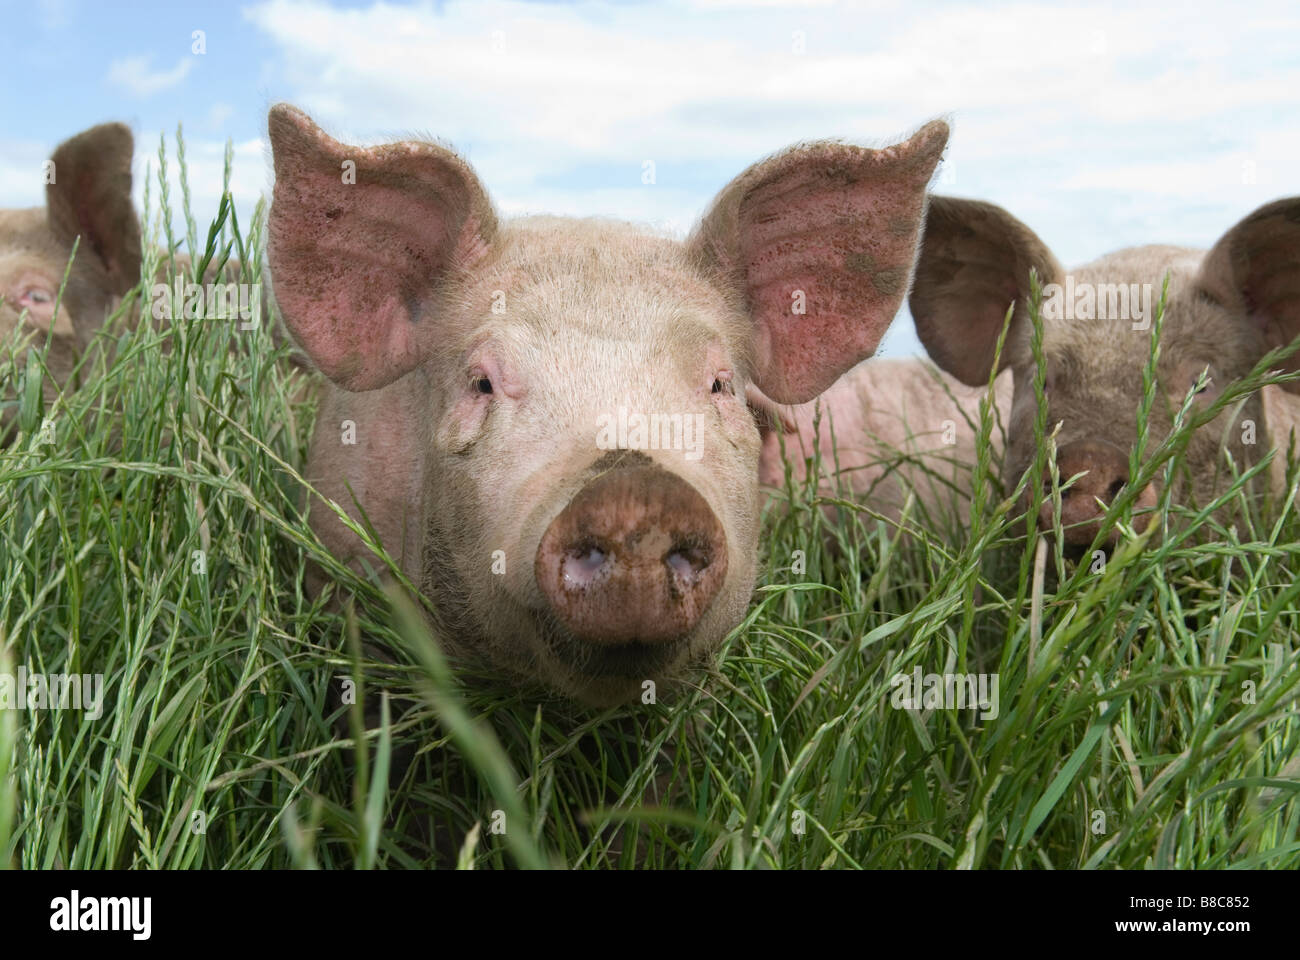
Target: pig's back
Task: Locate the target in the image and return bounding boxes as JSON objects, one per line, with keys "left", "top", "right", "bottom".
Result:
{"left": 1074, "top": 245, "right": 1204, "bottom": 287}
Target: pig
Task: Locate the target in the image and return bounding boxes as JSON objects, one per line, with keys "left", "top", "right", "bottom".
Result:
{"left": 0, "top": 123, "right": 143, "bottom": 432}
{"left": 755, "top": 357, "right": 1012, "bottom": 528}
{"left": 0, "top": 122, "right": 309, "bottom": 443}
{"left": 908, "top": 196, "right": 1300, "bottom": 550}
{"left": 265, "top": 104, "right": 950, "bottom": 705}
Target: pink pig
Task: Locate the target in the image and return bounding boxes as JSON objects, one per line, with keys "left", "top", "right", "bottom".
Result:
{"left": 266, "top": 105, "right": 949, "bottom": 704}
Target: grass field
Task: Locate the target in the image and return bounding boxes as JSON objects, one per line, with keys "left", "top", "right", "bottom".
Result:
{"left": 2, "top": 135, "right": 1298, "bottom": 870}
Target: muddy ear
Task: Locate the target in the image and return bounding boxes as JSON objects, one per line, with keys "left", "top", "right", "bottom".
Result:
{"left": 1196, "top": 197, "right": 1300, "bottom": 394}
{"left": 45, "top": 122, "right": 143, "bottom": 297}
{"left": 689, "top": 120, "right": 949, "bottom": 405}
{"left": 266, "top": 104, "right": 497, "bottom": 392}
{"left": 909, "top": 196, "right": 1062, "bottom": 386}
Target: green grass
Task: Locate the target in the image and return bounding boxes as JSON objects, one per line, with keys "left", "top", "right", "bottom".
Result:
{"left": 1, "top": 133, "right": 1298, "bottom": 870}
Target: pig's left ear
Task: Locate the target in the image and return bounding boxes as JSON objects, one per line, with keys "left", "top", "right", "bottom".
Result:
{"left": 688, "top": 120, "right": 948, "bottom": 404}
{"left": 45, "top": 123, "right": 143, "bottom": 297}
{"left": 1197, "top": 197, "right": 1300, "bottom": 393}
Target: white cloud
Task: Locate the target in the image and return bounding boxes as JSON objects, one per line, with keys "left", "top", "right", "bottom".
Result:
{"left": 107, "top": 55, "right": 195, "bottom": 97}
{"left": 241, "top": 1, "right": 1298, "bottom": 195}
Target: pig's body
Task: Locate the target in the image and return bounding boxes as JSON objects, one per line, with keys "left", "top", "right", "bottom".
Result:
{"left": 910, "top": 196, "right": 1300, "bottom": 548}
{"left": 268, "top": 105, "right": 950, "bottom": 704}
{"left": 758, "top": 358, "right": 1011, "bottom": 524}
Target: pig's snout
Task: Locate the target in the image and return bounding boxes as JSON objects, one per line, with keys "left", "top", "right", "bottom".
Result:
{"left": 535, "top": 465, "right": 728, "bottom": 647}
{"left": 1039, "top": 439, "right": 1157, "bottom": 546}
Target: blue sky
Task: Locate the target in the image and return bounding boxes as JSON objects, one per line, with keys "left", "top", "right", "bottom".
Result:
{"left": 3, "top": 0, "right": 1298, "bottom": 356}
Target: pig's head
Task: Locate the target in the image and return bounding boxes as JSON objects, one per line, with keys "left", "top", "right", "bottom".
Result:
{"left": 910, "top": 196, "right": 1300, "bottom": 549}
{"left": 267, "top": 105, "right": 947, "bottom": 704}
{"left": 0, "top": 123, "right": 142, "bottom": 428}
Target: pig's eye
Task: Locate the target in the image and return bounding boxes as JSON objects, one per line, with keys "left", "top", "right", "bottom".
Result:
{"left": 471, "top": 374, "right": 493, "bottom": 396}
{"left": 18, "top": 287, "right": 55, "bottom": 311}
{"left": 711, "top": 373, "right": 734, "bottom": 396}
{"left": 1182, "top": 364, "right": 1218, "bottom": 399}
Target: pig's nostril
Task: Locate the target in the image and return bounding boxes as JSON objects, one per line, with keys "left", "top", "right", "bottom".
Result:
{"left": 1107, "top": 479, "right": 1126, "bottom": 501}
{"left": 665, "top": 542, "right": 711, "bottom": 586}
{"left": 561, "top": 542, "right": 611, "bottom": 588}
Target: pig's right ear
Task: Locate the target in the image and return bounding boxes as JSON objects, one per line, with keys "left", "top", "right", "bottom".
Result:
{"left": 266, "top": 104, "right": 497, "bottom": 391}
{"left": 908, "top": 197, "right": 1062, "bottom": 386}
{"left": 688, "top": 121, "right": 949, "bottom": 405}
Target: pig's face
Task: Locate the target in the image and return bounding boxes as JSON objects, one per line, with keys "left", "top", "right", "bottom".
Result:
{"left": 911, "top": 197, "right": 1300, "bottom": 548}
{"left": 0, "top": 207, "right": 81, "bottom": 394}
{"left": 266, "top": 104, "right": 949, "bottom": 703}
{"left": 418, "top": 220, "right": 766, "bottom": 702}
{"left": 0, "top": 124, "right": 141, "bottom": 433}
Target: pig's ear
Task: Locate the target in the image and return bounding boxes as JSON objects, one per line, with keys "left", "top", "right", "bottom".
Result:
{"left": 909, "top": 197, "right": 1062, "bottom": 386}
{"left": 266, "top": 104, "right": 497, "bottom": 391}
{"left": 1196, "top": 197, "right": 1300, "bottom": 394}
{"left": 688, "top": 120, "right": 949, "bottom": 404}
{"left": 46, "top": 122, "right": 143, "bottom": 297}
